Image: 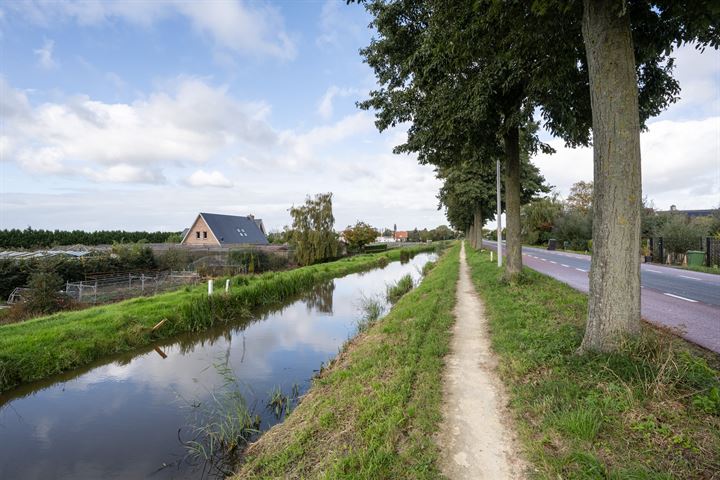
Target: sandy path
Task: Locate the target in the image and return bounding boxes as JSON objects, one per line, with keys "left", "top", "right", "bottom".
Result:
{"left": 438, "top": 242, "right": 524, "bottom": 479}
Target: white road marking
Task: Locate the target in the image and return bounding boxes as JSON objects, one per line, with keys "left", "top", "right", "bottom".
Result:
{"left": 575, "top": 268, "right": 587, "bottom": 273}
{"left": 647, "top": 269, "right": 663, "bottom": 273}
{"left": 540, "top": 258, "right": 547, "bottom": 262}
{"left": 663, "top": 293, "right": 698, "bottom": 303}
{"left": 549, "top": 261, "right": 557, "bottom": 264}
{"left": 561, "top": 264, "right": 570, "bottom": 268}
{"left": 680, "top": 275, "right": 701, "bottom": 281}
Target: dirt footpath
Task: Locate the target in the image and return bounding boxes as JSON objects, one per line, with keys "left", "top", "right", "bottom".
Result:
{"left": 437, "top": 242, "right": 525, "bottom": 479}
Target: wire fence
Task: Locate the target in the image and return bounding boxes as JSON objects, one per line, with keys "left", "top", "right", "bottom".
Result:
{"left": 64, "top": 270, "right": 200, "bottom": 304}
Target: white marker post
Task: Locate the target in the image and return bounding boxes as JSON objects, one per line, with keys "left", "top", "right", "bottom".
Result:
{"left": 208, "top": 279, "right": 214, "bottom": 296}
{"left": 225, "top": 279, "right": 230, "bottom": 293}
{"left": 496, "top": 158, "right": 503, "bottom": 267}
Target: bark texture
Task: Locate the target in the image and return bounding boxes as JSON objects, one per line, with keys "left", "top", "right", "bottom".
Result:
{"left": 581, "top": 0, "right": 642, "bottom": 352}
{"left": 503, "top": 126, "right": 522, "bottom": 280}
{"left": 474, "top": 208, "right": 483, "bottom": 250}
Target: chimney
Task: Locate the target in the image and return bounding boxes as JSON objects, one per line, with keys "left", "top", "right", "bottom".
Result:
{"left": 248, "top": 214, "right": 255, "bottom": 219}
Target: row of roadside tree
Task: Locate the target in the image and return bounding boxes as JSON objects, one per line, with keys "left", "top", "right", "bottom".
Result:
{"left": 354, "top": 0, "right": 719, "bottom": 352}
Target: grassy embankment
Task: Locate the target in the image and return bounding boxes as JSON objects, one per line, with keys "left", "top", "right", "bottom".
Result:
{"left": 0, "top": 244, "right": 440, "bottom": 393}
{"left": 465, "top": 246, "right": 720, "bottom": 478}
{"left": 233, "top": 243, "right": 459, "bottom": 479}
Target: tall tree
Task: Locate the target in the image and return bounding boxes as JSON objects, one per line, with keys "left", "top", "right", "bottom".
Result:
{"left": 438, "top": 151, "right": 550, "bottom": 249}
{"left": 566, "top": 181, "right": 594, "bottom": 214}
{"left": 578, "top": 0, "right": 718, "bottom": 351}
{"left": 289, "top": 193, "right": 339, "bottom": 266}
{"left": 343, "top": 222, "right": 380, "bottom": 252}
{"left": 355, "top": 0, "right": 582, "bottom": 281}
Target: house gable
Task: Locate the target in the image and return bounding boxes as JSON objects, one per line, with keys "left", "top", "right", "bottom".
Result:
{"left": 181, "top": 214, "right": 221, "bottom": 246}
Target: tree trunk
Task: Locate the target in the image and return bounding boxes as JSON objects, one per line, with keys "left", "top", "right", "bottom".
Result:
{"left": 475, "top": 207, "right": 483, "bottom": 250}
{"left": 580, "top": 0, "right": 642, "bottom": 352}
{"left": 467, "top": 223, "right": 475, "bottom": 249}
{"left": 473, "top": 208, "right": 483, "bottom": 250}
{"left": 503, "top": 125, "right": 522, "bottom": 280}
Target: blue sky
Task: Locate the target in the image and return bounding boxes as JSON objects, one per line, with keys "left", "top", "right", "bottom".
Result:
{"left": 1, "top": 1, "right": 718, "bottom": 233}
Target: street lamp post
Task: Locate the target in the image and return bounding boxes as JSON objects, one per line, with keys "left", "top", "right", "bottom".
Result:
{"left": 496, "top": 159, "right": 502, "bottom": 267}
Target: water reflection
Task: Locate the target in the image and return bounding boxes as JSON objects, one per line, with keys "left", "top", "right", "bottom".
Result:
{"left": 0, "top": 253, "right": 436, "bottom": 480}
{"left": 301, "top": 280, "right": 335, "bottom": 314}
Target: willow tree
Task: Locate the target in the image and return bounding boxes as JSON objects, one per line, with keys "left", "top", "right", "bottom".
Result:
{"left": 289, "top": 193, "right": 339, "bottom": 266}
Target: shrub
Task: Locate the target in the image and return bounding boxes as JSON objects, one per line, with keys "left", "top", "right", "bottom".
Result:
{"left": 24, "top": 270, "right": 69, "bottom": 315}
{"left": 553, "top": 210, "right": 591, "bottom": 251}
{"left": 364, "top": 244, "right": 388, "bottom": 253}
{"left": 660, "top": 214, "right": 709, "bottom": 260}
{"left": 157, "top": 248, "right": 192, "bottom": 270}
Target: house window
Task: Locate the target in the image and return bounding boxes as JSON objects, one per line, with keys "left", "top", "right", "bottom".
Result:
{"left": 196, "top": 231, "right": 200, "bottom": 239}
{"left": 203, "top": 231, "right": 208, "bottom": 239}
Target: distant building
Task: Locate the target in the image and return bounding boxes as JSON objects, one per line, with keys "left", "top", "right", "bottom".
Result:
{"left": 659, "top": 206, "right": 715, "bottom": 219}
{"left": 394, "top": 230, "right": 409, "bottom": 242}
{"left": 374, "top": 236, "right": 395, "bottom": 243}
{"left": 181, "top": 213, "right": 269, "bottom": 246}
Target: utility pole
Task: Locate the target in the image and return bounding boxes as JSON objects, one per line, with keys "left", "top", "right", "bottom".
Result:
{"left": 496, "top": 159, "right": 502, "bottom": 267}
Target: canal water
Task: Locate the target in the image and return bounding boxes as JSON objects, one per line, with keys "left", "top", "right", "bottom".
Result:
{"left": 0, "top": 253, "right": 436, "bottom": 479}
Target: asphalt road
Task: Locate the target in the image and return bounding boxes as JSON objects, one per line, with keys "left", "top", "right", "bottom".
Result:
{"left": 484, "top": 240, "right": 720, "bottom": 353}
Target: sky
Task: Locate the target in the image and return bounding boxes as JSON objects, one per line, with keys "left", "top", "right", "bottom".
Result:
{"left": 0, "top": 1, "right": 718, "bottom": 234}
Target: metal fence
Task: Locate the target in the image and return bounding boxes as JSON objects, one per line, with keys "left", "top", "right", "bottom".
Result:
{"left": 64, "top": 270, "right": 200, "bottom": 304}
{"left": 647, "top": 236, "right": 719, "bottom": 267}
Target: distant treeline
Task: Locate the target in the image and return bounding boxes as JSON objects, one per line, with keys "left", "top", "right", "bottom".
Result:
{"left": 0, "top": 228, "right": 181, "bottom": 249}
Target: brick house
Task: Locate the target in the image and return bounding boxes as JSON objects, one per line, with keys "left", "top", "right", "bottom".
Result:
{"left": 181, "top": 213, "right": 269, "bottom": 246}
{"left": 394, "top": 230, "right": 409, "bottom": 242}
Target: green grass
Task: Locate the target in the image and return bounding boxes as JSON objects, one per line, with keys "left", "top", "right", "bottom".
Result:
{"left": 233, "top": 243, "right": 460, "bottom": 479}
{"left": 0, "top": 245, "right": 438, "bottom": 393}
{"left": 385, "top": 273, "right": 414, "bottom": 304}
{"left": 465, "top": 245, "right": 720, "bottom": 479}
{"left": 662, "top": 263, "right": 720, "bottom": 275}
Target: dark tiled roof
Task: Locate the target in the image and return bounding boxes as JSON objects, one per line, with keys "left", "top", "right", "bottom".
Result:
{"left": 659, "top": 209, "right": 715, "bottom": 218}
{"left": 200, "top": 212, "right": 269, "bottom": 245}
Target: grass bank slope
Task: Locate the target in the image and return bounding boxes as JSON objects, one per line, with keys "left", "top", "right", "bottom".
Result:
{"left": 465, "top": 246, "right": 720, "bottom": 479}
{"left": 0, "top": 245, "right": 439, "bottom": 393}
{"left": 234, "top": 243, "right": 460, "bottom": 479}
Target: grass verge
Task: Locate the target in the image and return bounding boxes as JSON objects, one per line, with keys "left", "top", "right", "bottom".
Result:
{"left": 465, "top": 246, "right": 720, "bottom": 479}
{"left": 661, "top": 263, "right": 720, "bottom": 276}
{"left": 0, "top": 244, "right": 440, "bottom": 393}
{"left": 233, "top": 243, "right": 460, "bottom": 479}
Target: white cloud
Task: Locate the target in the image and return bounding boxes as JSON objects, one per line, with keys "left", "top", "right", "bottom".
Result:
{"left": 186, "top": 170, "right": 233, "bottom": 188}
{"left": 1, "top": 77, "right": 276, "bottom": 182}
{"left": 317, "top": 86, "right": 358, "bottom": 119}
{"left": 279, "top": 111, "right": 375, "bottom": 167}
{"left": 33, "top": 39, "right": 58, "bottom": 69}
{"left": 83, "top": 164, "right": 166, "bottom": 184}
{"left": 665, "top": 44, "right": 720, "bottom": 121}
{"left": 10, "top": 0, "right": 296, "bottom": 60}
{"left": 532, "top": 116, "right": 720, "bottom": 210}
